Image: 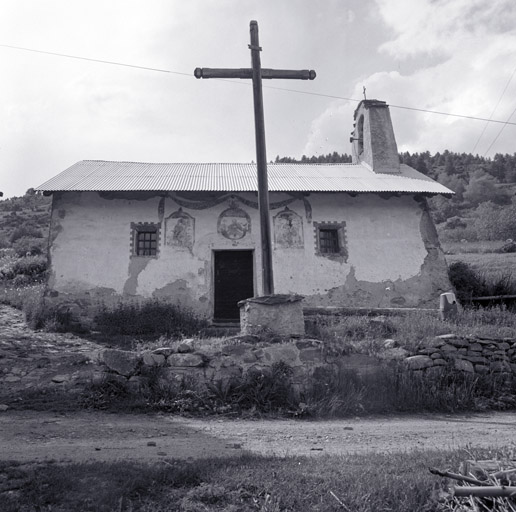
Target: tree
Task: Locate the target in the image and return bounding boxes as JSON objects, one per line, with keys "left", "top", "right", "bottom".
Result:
{"left": 463, "top": 170, "right": 508, "bottom": 206}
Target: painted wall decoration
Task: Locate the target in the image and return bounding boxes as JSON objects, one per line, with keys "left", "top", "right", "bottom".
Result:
{"left": 274, "top": 207, "right": 304, "bottom": 248}
{"left": 218, "top": 201, "right": 251, "bottom": 241}
{"left": 165, "top": 208, "right": 195, "bottom": 250}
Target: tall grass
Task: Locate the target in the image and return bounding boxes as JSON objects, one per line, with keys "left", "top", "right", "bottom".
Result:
{"left": 94, "top": 299, "right": 209, "bottom": 338}
{"left": 1, "top": 447, "right": 512, "bottom": 512}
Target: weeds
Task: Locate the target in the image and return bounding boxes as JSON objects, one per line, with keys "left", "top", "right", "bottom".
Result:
{"left": 94, "top": 299, "right": 208, "bottom": 338}
{"left": 300, "top": 365, "right": 516, "bottom": 418}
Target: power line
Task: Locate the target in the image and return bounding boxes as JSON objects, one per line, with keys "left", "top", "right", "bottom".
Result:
{"left": 0, "top": 43, "right": 191, "bottom": 76}
{"left": 471, "top": 66, "right": 516, "bottom": 154}
{"left": 2, "top": 43, "right": 516, "bottom": 127}
{"left": 483, "top": 103, "right": 516, "bottom": 157}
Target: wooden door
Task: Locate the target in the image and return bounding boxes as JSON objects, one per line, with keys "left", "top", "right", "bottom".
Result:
{"left": 214, "top": 250, "right": 254, "bottom": 321}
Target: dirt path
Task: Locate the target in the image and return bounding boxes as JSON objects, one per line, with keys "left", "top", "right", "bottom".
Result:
{"left": 1, "top": 410, "right": 515, "bottom": 462}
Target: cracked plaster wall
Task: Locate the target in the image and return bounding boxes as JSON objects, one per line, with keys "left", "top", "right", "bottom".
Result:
{"left": 47, "top": 191, "right": 451, "bottom": 318}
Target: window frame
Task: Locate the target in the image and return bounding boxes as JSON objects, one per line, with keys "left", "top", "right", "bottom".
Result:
{"left": 130, "top": 222, "right": 161, "bottom": 258}
{"left": 314, "top": 221, "right": 348, "bottom": 261}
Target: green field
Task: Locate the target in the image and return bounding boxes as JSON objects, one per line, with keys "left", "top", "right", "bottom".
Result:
{"left": 442, "top": 241, "right": 516, "bottom": 282}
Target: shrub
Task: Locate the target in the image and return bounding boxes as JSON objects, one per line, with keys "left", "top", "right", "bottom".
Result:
{"left": 9, "top": 223, "right": 43, "bottom": 243}
{"left": 94, "top": 299, "right": 208, "bottom": 338}
{"left": 12, "top": 236, "right": 46, "bottom": 257}
{"left": 12, "top": 255, "right": 48, "bottom": 280}
{"left": 448, "top": 261, "right": 488, "bottom": 303}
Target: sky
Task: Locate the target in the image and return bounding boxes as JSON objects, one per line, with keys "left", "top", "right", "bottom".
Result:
{"left": 1, "top": 0, "right": 515, "bottom": 198}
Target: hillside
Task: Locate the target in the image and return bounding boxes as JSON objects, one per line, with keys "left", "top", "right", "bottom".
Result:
{"left": 0, "top": 189, "right": 51, "bottom": 254}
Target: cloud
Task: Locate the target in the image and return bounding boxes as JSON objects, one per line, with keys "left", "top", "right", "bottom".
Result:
{"left": 304, "top": 0, "right": 516, "bottom": 158}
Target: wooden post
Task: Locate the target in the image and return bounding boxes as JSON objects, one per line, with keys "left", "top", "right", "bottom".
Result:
{"left": 194, "top": 20, "right": 316, "bottom": 297}
{"left": 249, "top": 21, "right": 273, "bottom": 296}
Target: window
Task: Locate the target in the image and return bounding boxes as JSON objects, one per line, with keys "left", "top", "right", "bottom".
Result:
{"left": 314, "top": 221, "right": 348, "bottom": 261}
{"left": 137, "top": 229, "right": 157, "bottom": 256}
{"left": 131, "top": 222, "right": 160, "bottom": 257}
{"left": 318, "top": 228, "right": 339, "bottom": 254}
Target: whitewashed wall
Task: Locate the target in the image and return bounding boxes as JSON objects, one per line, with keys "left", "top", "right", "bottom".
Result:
{"left": 47, "top": 191, "right": 451, "bottom": 317}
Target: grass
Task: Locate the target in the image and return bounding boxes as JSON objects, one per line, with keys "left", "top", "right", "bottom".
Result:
{"left": 446, "top": 252, "right": 516, "bottom": 281}
{"left": 1, "top": 448, "right": 508, "bottom": 512}
{"left": 308, "top": 308, "right": 516, "bottom": 353}
{"left": 441, "top": 240, "right": 512, "bottom": 255}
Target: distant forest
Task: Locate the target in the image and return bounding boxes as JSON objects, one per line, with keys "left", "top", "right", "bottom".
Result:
{"left": 275, "top": 151, "right": 516, "bottom": 242}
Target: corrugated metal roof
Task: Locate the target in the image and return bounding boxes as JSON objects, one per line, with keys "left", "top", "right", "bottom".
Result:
{"left": 35, "top": 160, "right": 454, "bottom": 195}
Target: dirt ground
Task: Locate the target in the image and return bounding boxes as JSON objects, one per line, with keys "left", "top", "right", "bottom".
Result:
{"left": 1, "top": 409, "right": 516, "bottom": 462}
{"left": 1, "top": 304, "right": 516, "bottom": 463}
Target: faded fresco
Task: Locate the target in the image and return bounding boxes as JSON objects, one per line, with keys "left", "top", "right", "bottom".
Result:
{"left": 217, "top": 202, "right": 251, "bottom": 240}
{"left": 274, "top": 207, "right": 304, "bottom": 248}
{"left": 165, "top": 208, "right": 195, "bottom": 250}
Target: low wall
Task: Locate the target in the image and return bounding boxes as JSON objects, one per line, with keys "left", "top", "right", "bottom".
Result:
{"left": 97, "top": 337, "right": 382, "bottom": 392}
{"left": 96, "top": 333, "right": 516, "bottom": 394}
{"left": 404, "top": 334, "right": 516, "bottom": 374}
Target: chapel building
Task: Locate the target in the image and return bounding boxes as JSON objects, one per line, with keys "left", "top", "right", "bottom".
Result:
{"left": 36, "top": 100, "right": 453, "bottom": 322}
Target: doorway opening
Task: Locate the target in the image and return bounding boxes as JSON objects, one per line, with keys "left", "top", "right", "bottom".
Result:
{"left": 213, "top": 250, "right": 254, "bottom": 322}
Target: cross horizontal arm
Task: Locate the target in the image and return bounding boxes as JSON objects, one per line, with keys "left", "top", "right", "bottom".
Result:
{"left": 194, "top": 67, "right": 316, "bottom": 80}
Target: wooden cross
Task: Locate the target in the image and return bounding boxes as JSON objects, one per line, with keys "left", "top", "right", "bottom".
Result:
{"left": 194, "top": 20, "right": 316, "bottom": 296}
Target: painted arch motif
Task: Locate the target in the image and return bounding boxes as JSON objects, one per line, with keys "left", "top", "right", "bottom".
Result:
{"left": 273, "top": 207, "right": 304, "bottom": 248}
{"left": 165, "top": 208, "right": 195, "bottom": 250}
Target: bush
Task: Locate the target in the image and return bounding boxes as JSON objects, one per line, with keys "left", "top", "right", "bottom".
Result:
{"left": 448, "top": 261, "right": 488, "bottom": 302}
{"left": 12, "top": 236, "right": 46, "bottom": 257}
{"left": 9, "top": 223, "right": 43, "bottom": 243}
{"left": 12, "top": 255, "right": 47, "bottom": 280}
{"left": 94, "top": 299, "right": 208, "bottom": 338}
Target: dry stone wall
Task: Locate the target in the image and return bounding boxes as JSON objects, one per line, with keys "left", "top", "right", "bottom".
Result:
{"left": 404, "top": 334, "right": 516, "bottom": 375}
{"left": 97, "top": 333, "right": 516, "bottom": 393}
{"left": 98, "top": 336, "right": 337, "bottom": 393}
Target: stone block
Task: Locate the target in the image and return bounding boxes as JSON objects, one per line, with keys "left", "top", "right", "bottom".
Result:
{"left": 221, "top": 343, "right": 254, "bottom": 357}
{"left": 152, "top": 347, "right": 176, "bottom": 357}
{"left": 511, "top": 364, "right": 516, "bottom": 374}
{"left": 405, "top": 355, "right": 434, "bottom": 370}
{"left": 441, "top": 344, "right": 458, "bottom": 352}
{"left": 447, "top": 338, "right": 470, "bottom": 348}
{"left": 426, "top": 338, "right": 446, "bottom": 349}
{"left": 142, "top": 352, "right": 166, "bottom": 367}
{"left": 295, "top": 339, "right": 322, "bottom": 350}
{"left": 499, "top": 342, "right": 511, "bottom": 350}
{"left": 475, "top": 365, "right": 489, "bottom": 374}
{"left": 101, "top": 349, "right": 140, "bottom": 377}
{"left": 454, "top": 359, "right": 474, "bottom": 373}
{"left": 239, "top": 294, "right": 305, "bottom": 336}
{"left": 431, "top": 352, "right": 444, "bottom": 359}
{"left": 177, "top": 339, "right": 195, "bottom": 353}
{"left": 262, "top": 345, "right": 300, "bottom": 366}
{"left": 432, "top": 358, "right": 447, "bottom": 366}
{"left": 469, "top": 343, "right": 483, "bottom": 351}
{"left": 417, "top": 348, "right": 437, "bottom": 355}
{"left": 168, "top": 353, "right": 205, "bottom": 368}
{"left": 378, "top": 347, "right": 410, "bottom": 360}
{"left": 383, "top": 339, "right": 397, "bottom": 349}
{"left": 463, "top": 355, "right": 488, "bottom": 364}
{"left": 435, "top": 334, "right": 458, "bottom": 340}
